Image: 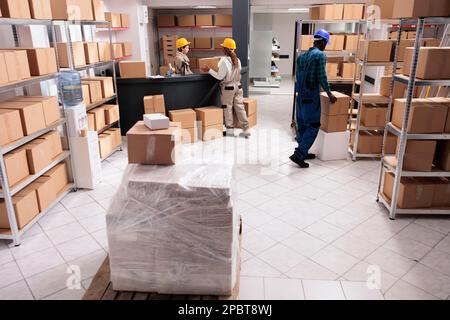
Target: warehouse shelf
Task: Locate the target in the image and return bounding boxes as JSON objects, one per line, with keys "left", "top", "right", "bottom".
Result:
{"left": 0, "top": 74, "right": 59, "bottom": 94}
{"left": 0, "top": 151, "right": 71, "bottom": 198}
{"left": 386, "top": 123, "right": 450, "bottom": 140}
{"left": 394, "top": 74, "right": 450, "bottom": 86}
{"left": 114, "top": 55, "right": 132, "bottom": 61}
{"left": 157, "top": 25, "right": 232, "bottom": 29}
{"left": 378, "top": 193, "right": 450, "bottom": 216}
{"left": 53, "top": 20, "right": 110, "bottom": 26}
{"left": 382, "top": 156, "right": 450, "bottom": 177}
{"left": 0, "top": 183, "right": 75, "bottom": 241}
{"left": 329, "top": 77, "right": 355, "bottom": 84}
{"left": 68, "top": 61, "right": 114, "bottom": 71}
{"left": 97, "top": 27, "right": 129, "bottom": 31}
{"left": 348, "top": 147, "right": 382, "bottom": 159}
{"left": 101, "top": 145, "right": 122, "bottom": 162}
{"left": 86, "top": 95, "right": 117, "bottom": 111}
{"left": 356, "top": 58, "right": 395, "bottom": 67}
{"left": 1, "top": 118, "right": 66, "bottom": 155}
{"left": 351, "top": 93, "right": 390, "bottom": 104}
{"left": 0, "top": 18, "right": 53, "bottom": 26}
{"left": 98, "top": 121, "right": 120, "bottom": 134}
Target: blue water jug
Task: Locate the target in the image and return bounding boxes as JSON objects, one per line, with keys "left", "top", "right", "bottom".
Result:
{"left": 59, "top": 70, "right": 83, "bottom": 107}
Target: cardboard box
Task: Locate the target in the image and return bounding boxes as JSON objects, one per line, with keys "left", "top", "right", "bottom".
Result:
{"left": 82, "top": 80, "right": 102, "bottom": 103}
{"left": 196, "top": 15, "right": 213, "bottom": 26}
{"left": 87, "top": 113, "right": 95, "bottom": 131}
{"left": 143, "top": 95, "right": 165, "bottom": 115}
{"left": 105, "top": 12, "right": 121, "bottom": 27}
{"left": 243, "top": 98, "right": 257, "bottom": 116}
{"left": 157, "top": 15, "right": 176, "bottom": 27}
{"left": 29, "top": 0, "right": 52, "bottom": 19}
{"left": 309, "top": 4, "right": 343, "bottom": 20}
{"left": 393, "top": 0, "right": 450, "bottom": 19}
{"left": 121, "top": 13, "right": 129, "bottom": 28}
{"left": 214, "top": 14, "right": 232, "bottom": 26}
{"left": 248, "top": 113, "right": 257, "bottom": 128}
{"left": 392, "top": 98, "right": 448, "bottom": 133}
{"left": 427, "top": 177, "right": 450, "bottom": 207}
{"left": 351, "top": 130, "right": 383, "bottom": 154}
{"left": 50, "top": 0, "right": 93, "bottom": 20}
{"left": 57, "top": 42, "right": 86, "bottom": 68}
{"left": 84, "top": 76, "right": 114, "bottom": 98}
{"left": 112, "top": 43, "right": 123, "bottom": 59}
{"left": 423, "top": 38, "right": 441, "bottom": 47}
{"left": 195, "top": 107, "right": 223, "bottom": 127}
{"left": 126, "top": 121, "right": 181, "bottom": 165}
{"left": 326, "top": 35, "right": 345, "bottom": 51}
{"left": 427, "top": 97, "right": 450, "bottom": 133}
{"left": 435, "top": 140, "right": 450, "bottom": 171}
{"left": 402, "top": 140, "right": 437, "bottom": 172}
{"left": 300, "top": 35, "right": 314, "bottom": 51}
{"left": 12, "top": 96, "right": 60, "bottom": 126}
{"left": 0, "top": 186, "right": 39, "bottom": 229}
{"left": 0, "top": 109, "right": 24, "bottom": 146}
{"left": 198, "top": 57, "right": 221, "bottom": 73}
{"left": 320, "top": 91, "right": 350, "bottom": 116}
{"left": 0, "top": 50, "right": 31, "bottom": 81}
{"left": 360, "top": 104, "right": 388, "bottom": 127}
{"left": 195, "top": 37, "right": 212, "bottom": 49}
{"left": 20, "top": 48, "right": 57, "bottom": 76}
{"left": 88, "top": 106, "right": 106, "bottom": 131}
{"left": 121, "top": 42, "right": 133, "bottom": 57}
{"left": 0, "top": 0, "right": 31, "bottom": 18}
{"left": 0, "top": 52, "right": 7, "bottom": 85}
{"left": 97, "top": 42, "right": 112, "bottom": 62}
{"left": 177, "top": 15, "right": 195, "bottom": 27}
{"left": 92, "top": 0, "right": 105, "bottom": 21}
{"left": 397, "top": 39, "right": 415, "bottom": 62}
{"left": 22, "top": 139, "right": 52, "bottom": 174}
{"left": 0, "top": 101, "right": 46, "bottom": 135}
{"left": 385, "top": 132, "right": 398, "bottom": 154}
{"left": 103, "top": 104, "right": 119, "bottom": 125}
{"left": 343, "top": 4, "right": 365, "bottom": 20}
{"left": 43, "top": 162, "right": 69, "bottom": 194}
{"left": 326, "top": 63, "right": 338, "bottom": 79}
{"left": 38, "top": 130, "right": 63, "bottom": 159}
{"left": 368, "top": 0, "right": 395, "bottom": 19}
{"left": 29, "top": 176, "right": 56, "bottom": 212}
{"left": 321, "top": 114, "right": 348, "bottom": 133}
{"left": 169, "top": 109, "right": 196, "bottom": 129}
{"left": 403, "top": 47, "right": 450, "bottom": 80}
{"left": 144, "top": 113, "right": 169, "bottom": 130}
{"left": 3, "top": 148, "right": 29, "bottom": 187}
{"left": 98, "top": 133, "right": 112, "bottom": 159}
{"left": 340, "top": 63, "right": 355, "bottom": 78}
{"left": 383, "top": 172, "right": 434, "bottom": 209}
{"left": 390, "top": 31, "right": 408, "bottom": 40}
{"left": 106, "top": 128, "right": 121, "bottom": 149}
{"left": 82, "top": 84, "right": 91, "bottom": 106}
{"left": 181, "top": 127, "right": 197, "bottom": 144}
{"left": 201, "top": 124, "right": 223, "bottom": 141}
{"left": 357, "top": 40, "right": 394, "bottom": 62}
{"left": 345, "top": 35, "right": 360, "bottom": 51}
{"left": 119, "top": 61, "right": 146, "bottom": 79}
{"left": 83, "top": 42, "right": 99, "bottom": 64}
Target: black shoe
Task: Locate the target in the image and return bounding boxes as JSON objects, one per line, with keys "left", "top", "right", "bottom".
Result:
{"left": 306, "top": 153, "right": 316, "bottom": 160}
{"left": 289, "top": 155, "right": 310, "bottom": 168}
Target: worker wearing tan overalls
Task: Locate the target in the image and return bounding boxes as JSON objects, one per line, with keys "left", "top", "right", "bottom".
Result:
{"left": 174, "top": 38, "right": 193, "bottom": 75}
{"left": 202, "top": 38, "right": 250, "bottom": 138}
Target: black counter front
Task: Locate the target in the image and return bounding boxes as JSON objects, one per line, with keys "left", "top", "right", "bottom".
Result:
{"left": 117, "top": 74, "right": 221, "bottom": 135}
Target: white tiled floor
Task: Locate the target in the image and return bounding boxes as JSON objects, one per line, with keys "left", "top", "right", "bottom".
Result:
{"left": 1, "top": 91, "right": 450, "bottom": 300}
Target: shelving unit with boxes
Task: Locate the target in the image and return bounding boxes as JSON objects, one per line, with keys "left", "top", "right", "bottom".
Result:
{"left": 377, "top": 17, "right": 450, "bottom": 219}
{"left": 97, "top": 11, "right": 133, "bottom": 61}
{"left": 53, "top": 19, "right": 122, "bottom": 161}
{"left": 156, "top": 13, "right": 232, "bottom": 73}
{"left": 0, "top": 17, "right": 74, "bottom": 246}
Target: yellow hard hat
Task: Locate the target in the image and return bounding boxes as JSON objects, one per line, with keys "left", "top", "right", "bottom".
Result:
{"left": 176, "top": 38, "right": 191, "bottom": 49}
{"left": 221, "top": 38, "right": 236, "bottom": 50}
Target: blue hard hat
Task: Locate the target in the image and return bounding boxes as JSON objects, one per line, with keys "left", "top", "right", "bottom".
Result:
{"left": 314, "top": 29, "right": 330, "bottom": 45}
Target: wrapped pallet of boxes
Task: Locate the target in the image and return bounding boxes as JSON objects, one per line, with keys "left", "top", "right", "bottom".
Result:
{"left": 0, "top": 185, "right": 39, "bottom": 229}
{"left": 106, "top": 163, "right": 240, "bottom": 295}
{"left": 403, "top": 47, "right": 450, "bottom": 80}
{"left": 169, "top": 108, "right": 197, "bottom": 144}
{"left": 195, "top": 107, "right": 224, "bottom": 142}
{"left": 320, "top": 91, "right": 349, "bottom": 133}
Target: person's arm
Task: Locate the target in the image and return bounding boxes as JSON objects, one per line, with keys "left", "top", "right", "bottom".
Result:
{"left": 208, "top": 59, "right": 228, "bottom": 80}
{"left": 317, "top": 54, "right": 337, "bottom": 103}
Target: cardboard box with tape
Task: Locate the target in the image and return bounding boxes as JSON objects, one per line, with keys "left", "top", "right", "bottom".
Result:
{"left": 57, "top": 42, "right": 86, "bottom": 68}
{"left": 0, "top": 109, "right": 23, "bottom": 147}
{"left": 0, "top": 100, "right": 46, "bottom": 136}
{"left": 143, "top": 95, "right": 165, "bottom": 115}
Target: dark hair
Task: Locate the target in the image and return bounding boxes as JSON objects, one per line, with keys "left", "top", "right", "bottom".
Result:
{"left": 313, "top": 38, "right": 327, "bottom": 47}
{"left": 178, "top": 45, "right": 188, "bottom": 52}
{"left": 224, "top": 48, "right": 238, "bottom": 67}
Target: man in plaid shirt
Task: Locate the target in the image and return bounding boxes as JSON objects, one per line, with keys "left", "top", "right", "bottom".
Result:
{"left": 290, "top": 29, "right": 337, "bottom": 169}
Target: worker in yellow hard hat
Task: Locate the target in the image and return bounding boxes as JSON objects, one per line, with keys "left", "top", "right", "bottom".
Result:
{"left": 174, "top": 38, "right": 193, "bottom": 75}
{"left": 202, "top": 38, "right": 250, "bottom": 138}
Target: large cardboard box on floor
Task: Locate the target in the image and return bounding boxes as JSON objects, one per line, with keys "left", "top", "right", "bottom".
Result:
{"left": 143, "top": 95, "right": 165, "bottom": 115}
{"left": 43, "top": 162, "right": 69, "bottom": 194}
{"left": 360, "top": 104, "right": 388, "bottom": 127}
{"left": 350, "top": 130, "right": 383, "bottom": 154}
{"left": 157, "top": 15, "right": 176, "bottom": 27}
{"left": 0, "top": 185, "right": 39, "bottom": 229}
{"left": 169, "top": 109, "right": 196, "bottom": 129}
{"left": 88, "top": 106, "right": 106, "bottom": 131}
{"left": 83, "top": 42, "right": 99, "bottom": 64}
{"left": 198, "top": 57, "right": 221, "bottom": 73}
{"left": 0, "top": 109, "right": 23, "bottom": 147}
{"left": 309, "top": 4, "right": 343, "bottom": 20}
{"left": 402, "top": 140, "right": 437, "bottom": 172}
{"left": 0, "top": 50, "right": 31, "bottom": 82}
{"left": 104, "top": 104, "right": 119, "bottom": 125}
{"left": 50, "top": 0, "right": 93, "bottom": 20}
{"left": 97, "top": 42, "right": 112, "bottom": 62}
{"left": 177, "top": 15, "right": 195, "bottom": 27}
{"left": 0, "top": 100, "right": 46, "bottom": 136}
{"left": 403, "top": 47, "right": 450, "bottom": 80}
{"left": 357, "top": 40, "right": 394, "bottom": 62}
{"left": 38, "top": 130, "right": 63, "bottom": 159}
{"left": 3, "top": 148, "right": 29, "bottom": 187}
{"left": 343, "top": 4, "right": 365, "bottom": 20}
{"left": 126, "top": 121, "right": 181, "bottom": 165}
{"left": 392, "top": 98, "right": 448, "bottom": 133}
{"left": 81, "top": 80, "right": 102, "bottom": 103}
{"left": 106, "top": 163, "right": 239, "bottom": 295}
{"left": 195, "top": 107, "right": 223, "bottom": 127}
{"left": 29, "top": 0, "right": 52, "bottom": 19}
{"left": 383, "top": 172, "right": 434, "bottom": 209}
{"left": 119, "top": 61, "right": 146, "bottom": 79}
{"left": 0, "top": 0, "right": 31, "bottom": 18}
{"left": 92, "top": 0, "right": 105, "bottom": 21}
{"left": 105, "top": 12, "right": 121, "bottom": 27}
{"left": 13, "top": 96, "right": 60, "bottom": 126}
{"left": 393, "top": 0, "right": 450, "bottom": 19}
{"left": 320, "top": 91, "right": 350, "bottom": 116}
{"left": 57, "top": 42, "right": 86, "bottom": 68}
{"left": 214, "top": 14, "right": 232, "bottom": 26}
{"left": 21, "top": 139, "right": 52, "bottom": 174}
{"left": 84, "top": 77, "right": 114, "bottom": 98}
{"left": 435, "top": 140, "right": 450, "bottom": 172}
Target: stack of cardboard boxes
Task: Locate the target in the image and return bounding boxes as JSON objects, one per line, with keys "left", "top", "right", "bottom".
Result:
{"left": 82, "top": 76, "right": 115, "bottom": 106}
{"left": 98, "top": 128, "right": 121, "bottom": 159}
{"left": 157, "top": 14, "right": 232, "bottom": 27}
{"left": 370, "top": 0, "right": 450, "bottom": 19}
{"left": 105, "top": 12, "right": 129, "bottom": 28}
{"left": 309, "top": 3, "right": 365, "bottom": 20}
{"left": 233, "top": 98, "right": 257, "bottom": 129}
{"left": 195, "top": 107, "right": 224, "bottom": 142}
{"left": 169, "top": 109, "right": 198, "bottom": 144}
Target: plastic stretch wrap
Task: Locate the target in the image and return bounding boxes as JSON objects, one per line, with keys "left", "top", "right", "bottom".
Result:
{"left": 106, "top": 164, "right": 240, "bottom": 295}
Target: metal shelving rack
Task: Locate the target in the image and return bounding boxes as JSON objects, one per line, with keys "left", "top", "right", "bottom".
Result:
{"left": 0, "top": 18, "right": 75, "bottom": 246}
{"left": 53, "top": 20, "right": 122, "bottom": 161}
{"left": 349, "top": 19, "right": 399, "bottom": 161}
{"left": 291, "top": 19, "right": 362, "bottom": 132}
{"left": 376, "top": 17, "right": 450, "bottom": 219}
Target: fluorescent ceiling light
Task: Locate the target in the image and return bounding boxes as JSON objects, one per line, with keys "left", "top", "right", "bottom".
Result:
{"left": 193, "top": 5, "right": 217, "bottom": 9}
{"left": 288, "top": 8, "right": 309, "bottom": 12}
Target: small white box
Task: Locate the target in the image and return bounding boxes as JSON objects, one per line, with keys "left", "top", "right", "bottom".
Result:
{"left": 315, "top": 130, "right": 351, "bottom": 161}
{"left": 144, "top": 113, "right": 170, "bottom": 130}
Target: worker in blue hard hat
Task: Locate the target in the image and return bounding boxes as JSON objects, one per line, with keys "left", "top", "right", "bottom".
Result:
{"left": 290, "top": 28, "right": 337, "bottom": 168}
